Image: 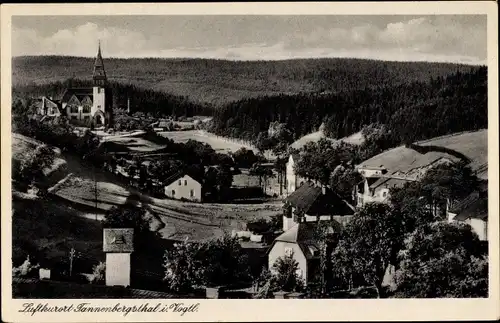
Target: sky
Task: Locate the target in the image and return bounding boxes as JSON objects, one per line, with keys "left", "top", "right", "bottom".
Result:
{"left": 11, "top": 15, "right": 487, "bottom": 65}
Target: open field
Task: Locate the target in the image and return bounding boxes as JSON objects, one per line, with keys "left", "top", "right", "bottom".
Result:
{"left": 159, "top": 130, "right": 257, "bottom": 155}
{"left": 291, "top": 130, "right": 365, "bottom": 150}
{"left": 44, "top": 145, "right": 282, "bottom": 241}
{"left": 53, "top": 173, "right": 282, "bottom": 241}
{"left": 103, "top": 135, "right": 166, "bottom": 152}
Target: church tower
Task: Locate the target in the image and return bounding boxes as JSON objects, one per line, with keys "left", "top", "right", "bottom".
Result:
{"left": 91, "top": 41, "right": 110, "bottom": 126}
{"left": 93, "top": 40, "right": 107, "bottom": 87}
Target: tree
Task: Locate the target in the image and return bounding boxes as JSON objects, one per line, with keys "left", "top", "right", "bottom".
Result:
{"left": 394, "top": 221, "right": 487, "bottom": 298}
{"left": 390, "top": 161, "right": 481, "bottom": 221}
{"left": 231, "top": 147, "right": 258, "bottom": 169}
{"left": 420, "top": 160, "right": 480, "bottom": 205}
{"left": 102, "top": 204, "right": 152, "bottom": 243}
{"left": 313, "top": 221, "right": 341, "bottom": 295}
{"left": 13, "top": 145, "right": 56, "bottom": 192}
{"left": 271, "top": 252, "right": 305, "bottom": 292}
{"left": 197, "top": 235, "right": 250, "bottom": 287}
{"left": 249, "top": 163, "right": 274, "bottom": 194}
{"left": 204, "top": 165, "right": 233, "bottom": 201}
{"left": 163, "top": 239, "right": 204, "bottom": 293}
{"left": 332, "top": 203, "right": 405, "bottom": 298}
{"left": 330, "top": 164, "right": 362, "bottom": 203}
{"left": 163, "top": 235, "right": 250, "bottom": 293}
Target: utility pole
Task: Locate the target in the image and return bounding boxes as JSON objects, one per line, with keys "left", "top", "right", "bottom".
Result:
{"left": 69, "top": 247, "right": 75, "bottom": 277}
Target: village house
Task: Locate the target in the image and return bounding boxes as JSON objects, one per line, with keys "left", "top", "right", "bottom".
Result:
{"left": 447, "top": 183, "right": 488, "bottom": 241}
{"left": 267, "top": 182, "right": 355, "bottom": 285}
{"left": 38, "top": 41, "right": 113, "bottom": 127}
{"left": 354, "top": 130, "right": 488, "bottom": 208}
{"left": 164, "top": 171, "right": 203, "bottom": 202}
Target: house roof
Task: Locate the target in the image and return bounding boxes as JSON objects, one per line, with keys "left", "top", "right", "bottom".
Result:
{"left": 357, "top": 130, "right": 488, "bottom": 180}
{"left": 285, "top": 182, "right": 355, "bottom": 216}
{"left": 450, "top": 191, "right": 488, "bottom": 221}
{"left": 163, "top": 170, "right": 202, "bottom": 186}
{"left": 273, "top": 221, "right": 342, "bottom": 259}
{"left": 369, "top": 177, "right": 412, "bottom": 190}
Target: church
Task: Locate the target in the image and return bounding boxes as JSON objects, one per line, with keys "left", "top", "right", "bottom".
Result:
{"left": 38, "top": 42, "right": 113, "bottom": 127}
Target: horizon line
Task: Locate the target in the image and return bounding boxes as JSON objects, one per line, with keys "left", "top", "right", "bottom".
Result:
{"left": 11, "top": 54, "right": 486, "bottom": 66}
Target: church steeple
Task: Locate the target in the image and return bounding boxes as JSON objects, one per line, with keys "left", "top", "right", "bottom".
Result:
{"left": 93, "top": 40, "right": 107, "bottom": 86}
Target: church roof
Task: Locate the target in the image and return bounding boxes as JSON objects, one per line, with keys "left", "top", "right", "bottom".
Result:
{"left": 60, "top": 88, "right": 94, "bottom": 103}
{"left": 93, "top": 41, "right": 107, "bottom": 82}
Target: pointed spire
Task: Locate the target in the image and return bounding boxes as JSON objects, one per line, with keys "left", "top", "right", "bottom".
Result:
{"left": 93, "top": 40, "right": 107, "bottom": 86}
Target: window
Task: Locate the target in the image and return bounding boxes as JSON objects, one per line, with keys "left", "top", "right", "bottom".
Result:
{"left": 190, "top": 189, "right": 194, "bottom": 197}
{"left": 83, "top": 105, "right": 91, "bottom": 113}
{"left": 285, "top": 247, "right": 293, "bottom": 257}
{"left": 70, "top": 105, "right": 78, "bottom": 113}
{"left": 382, "top": 191, "right": 387, "bottom": 198}
{"left": 171, "top": 190, "right": 175, "bottom": 197}
{"left": 184, "top": 180, "right": 188, "bottom": 186}
{"left": 178, "top": 180, "right": 182, "bottom": 186}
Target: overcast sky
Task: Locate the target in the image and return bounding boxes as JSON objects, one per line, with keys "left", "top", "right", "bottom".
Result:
{"left": 12, "top": 15, "right": 487, "bottom": 64}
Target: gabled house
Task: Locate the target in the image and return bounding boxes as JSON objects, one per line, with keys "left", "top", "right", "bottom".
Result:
{"left": 282, "top": 182, "right": 355, "bottom": 231}
{"left": 354, "top": 130, "right": 487, "bottom": 208}
{"left": 38, "top": 97, "right": 63, "bottom": 117}
{"left": 164, "top": 171, "right": 203, "bottom": 202}
{"left": 447, "top": 185, "right": 488, "bottom": 241}
{"left": 268, "top": 182, "right": 355, "bottom": 285}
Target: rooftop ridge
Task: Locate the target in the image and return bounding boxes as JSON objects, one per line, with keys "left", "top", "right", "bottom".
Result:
{"left": 414, "top": 129, "right": 487, "bottom": 145}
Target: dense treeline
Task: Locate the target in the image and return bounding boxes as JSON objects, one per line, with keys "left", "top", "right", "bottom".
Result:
{"left": 210, "top": 67, "right": 487, "bottom": 146}
{"left": 13, "top": 56, "right": 473, "bottom": 106}
{"left": 12, "top": 78, "right": 213, "bottom": 117}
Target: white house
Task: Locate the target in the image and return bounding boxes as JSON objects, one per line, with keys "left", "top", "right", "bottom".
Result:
{"left": 164, "top": 171, "right": 202, "bottom": 202}
{"left": 268, "top": 182, "right": 354, "bottom": 285}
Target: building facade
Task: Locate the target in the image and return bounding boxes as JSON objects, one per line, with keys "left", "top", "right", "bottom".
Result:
{"left": 39, "top": 42, "right": 113, "bottom": 127}
{"left": 164, "top": 173, "right": 202, "bottom": 202}
{"left": 268, "top": 182, "right": 355, "bottom": 285}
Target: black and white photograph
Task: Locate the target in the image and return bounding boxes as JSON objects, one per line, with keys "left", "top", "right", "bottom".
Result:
{"left": 1, "top": 2, "right": 498, "bottom": 322}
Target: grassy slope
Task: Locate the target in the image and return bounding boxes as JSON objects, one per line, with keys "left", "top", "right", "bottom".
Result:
{"left": 13, "top": 56, "right": 471, "bottom": 107}
{"left": 12, "top": 195, "right": 104, "bottom": 272}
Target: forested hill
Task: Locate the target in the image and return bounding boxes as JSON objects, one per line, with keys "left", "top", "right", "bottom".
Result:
{"left": 210, "top": 66, "right": 487, "bottom": 145}
{"left": 12, "top": 79, "right": 212, "bottom": 117}
{"left": 13, "top": 56, "right": 474, "bottom": 107}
